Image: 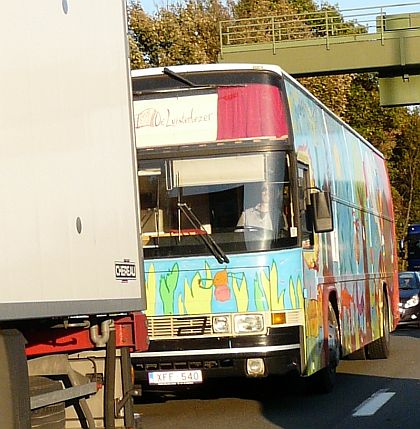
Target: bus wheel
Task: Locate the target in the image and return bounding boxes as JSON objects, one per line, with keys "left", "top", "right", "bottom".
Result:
{"left": 366, "top": 296, "right": 390, "bottom": 359}
{"left": 310, "top": 302, "right": 340, "bottom": 394}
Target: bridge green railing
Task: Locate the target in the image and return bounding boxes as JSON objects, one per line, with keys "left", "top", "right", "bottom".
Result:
{"left": 219, "top": 2, "right": 420, "bottom": 55}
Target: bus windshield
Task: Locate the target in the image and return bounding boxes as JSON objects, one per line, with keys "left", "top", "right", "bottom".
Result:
{"left": 139, "top": 151, "right": 296, "bottom": 260}
{"left": 408, "top": 232, "right": 420, "bottom": 259}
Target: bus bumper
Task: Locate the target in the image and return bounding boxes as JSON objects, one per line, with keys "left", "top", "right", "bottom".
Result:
{"left": 131, "top": 325, "right": 302, "bottom": 384}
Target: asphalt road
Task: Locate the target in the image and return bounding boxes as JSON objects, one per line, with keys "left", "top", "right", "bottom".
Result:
{"left": 135, "top": 327, "right": 420, "bottom": 429}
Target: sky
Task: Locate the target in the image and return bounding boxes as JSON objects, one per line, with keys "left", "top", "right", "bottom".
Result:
{"left": 139, "top": 1, "right": 420, "bottom": 15}
{"left": 331, "top": 1, "right": 420, "bottom": 13}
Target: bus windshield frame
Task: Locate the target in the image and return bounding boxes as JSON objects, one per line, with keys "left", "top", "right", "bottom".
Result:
{"left": 138, "top": 146, "right": 298, "bottom": 260}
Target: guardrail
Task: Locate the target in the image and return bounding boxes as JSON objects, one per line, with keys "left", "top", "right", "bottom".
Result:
{"left": 219, "top": 2, "right": 420, "bottom": 52}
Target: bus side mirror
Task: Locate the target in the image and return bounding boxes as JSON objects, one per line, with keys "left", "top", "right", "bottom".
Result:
{"left": 310, "top": 191, "right": 333, "bottom": 233}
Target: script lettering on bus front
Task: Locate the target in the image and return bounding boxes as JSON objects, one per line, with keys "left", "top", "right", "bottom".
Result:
{"left": 135, "top": 107, "right": 214, "bottom": 129}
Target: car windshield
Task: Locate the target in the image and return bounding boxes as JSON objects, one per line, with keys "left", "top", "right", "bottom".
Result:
{"left": 399, "top": 272, "right": 420, "bottom": 289}
{"left": 138, "top": 151, "right": 297, "bottom": 261}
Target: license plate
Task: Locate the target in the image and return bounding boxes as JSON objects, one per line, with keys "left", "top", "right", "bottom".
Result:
{"left": 148, "top": 370, "right": 203, "bottom": 385}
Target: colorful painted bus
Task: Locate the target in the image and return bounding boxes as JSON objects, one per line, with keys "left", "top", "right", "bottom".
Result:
{"left": 131, "top": 64, "right": 399, "bottom": 393}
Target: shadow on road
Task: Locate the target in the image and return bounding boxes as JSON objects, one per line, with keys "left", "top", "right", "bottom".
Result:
{"left": 393, "top": 325, "right": 420, "bottom": 338}
{"left": 135, "top": 329, "right": 420, "bottom": 429}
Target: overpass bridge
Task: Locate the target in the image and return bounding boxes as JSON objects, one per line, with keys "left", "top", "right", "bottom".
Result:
{"left": 218, "top": 3, "right": 420, "bottom": 106}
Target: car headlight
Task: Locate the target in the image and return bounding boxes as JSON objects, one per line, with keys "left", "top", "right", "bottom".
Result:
{"left": 212, "top": 315, "right": 230, "bottom": 334}
{"left": 234, "top": 314, "right": 264, "bottom": 334}
{"left": 405, "top": 295, "right": 419, "bottom": 309}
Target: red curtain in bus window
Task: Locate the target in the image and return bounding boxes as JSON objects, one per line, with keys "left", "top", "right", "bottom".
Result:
{"left": 216, "top": 84, "right": 288, "bottom": 140}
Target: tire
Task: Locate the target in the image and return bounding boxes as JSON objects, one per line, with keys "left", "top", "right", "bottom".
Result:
{"left": 366, "top": 296, "right": 390, "bottom": 359}
{"left": 29, "top": 376, "right": 65, "bottom": 429}
{"left": 309, "top": 302, "right": 340, "bottom": 394}
{"left": 346, "top": 346, "right": 367, "bottom": 360}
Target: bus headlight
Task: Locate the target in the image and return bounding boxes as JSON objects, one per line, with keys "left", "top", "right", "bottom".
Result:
{"left": 405, "top": 295, "right": 419, "bottom": 308}
{"left": 212, "top": 315, "right": 230, "bottom": 333}
{"left": 234, "top": 314, "right": 264, "bottom": 334}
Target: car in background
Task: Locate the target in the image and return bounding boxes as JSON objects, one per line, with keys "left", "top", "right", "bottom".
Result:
{"left": 398, "top": 271, "right": 420, "bottom": 328}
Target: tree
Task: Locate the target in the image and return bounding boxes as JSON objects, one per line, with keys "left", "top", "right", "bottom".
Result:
{"left": 388, "top": 110, "right": 420, "bottom": 236}
{"left": 231, "top": 0, "right": 295, "bottom": 18}
{"left": 128, "top": 0, "right": 229, "bottom": 68}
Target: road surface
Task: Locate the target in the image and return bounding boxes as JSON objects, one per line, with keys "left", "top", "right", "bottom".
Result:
{"left": 135, "top": 327, "right": 420, "bottom": 429}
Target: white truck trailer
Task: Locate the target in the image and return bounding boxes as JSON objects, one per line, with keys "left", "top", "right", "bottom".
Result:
{"left": 0, "top": 1, "right": 147, "bottom": 428}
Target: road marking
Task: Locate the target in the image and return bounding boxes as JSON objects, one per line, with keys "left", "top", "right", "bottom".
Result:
{"left": 352, "top": 389, "right": 396, "bottom": 417}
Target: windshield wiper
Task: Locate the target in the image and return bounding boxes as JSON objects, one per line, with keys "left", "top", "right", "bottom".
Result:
{"left": 177, "top": 202, "right": 229, "bottom": 264}
{"left": 163, "top": 67, "right": 202, "bottom": 87}
{"left": 163, "top": 67, "right": 245, "bottom": 89}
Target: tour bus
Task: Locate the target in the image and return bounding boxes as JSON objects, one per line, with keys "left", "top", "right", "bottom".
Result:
{"left": 131, "top": 64, "right": 399, "bottom": 392}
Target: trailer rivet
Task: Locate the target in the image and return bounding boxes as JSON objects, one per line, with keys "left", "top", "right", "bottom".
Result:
{"left": 76, "top": 217, "right": 82, "bottom": 234}
{"left": 62, "top": 0, "right": 69, "bottom": 15}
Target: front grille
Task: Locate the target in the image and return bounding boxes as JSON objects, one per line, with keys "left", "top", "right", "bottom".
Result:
{"left": 148, "top": 315, "right": 212, "bottom": 339}
{"left": 134, "top": 359, "right": 233, "bottom": 371}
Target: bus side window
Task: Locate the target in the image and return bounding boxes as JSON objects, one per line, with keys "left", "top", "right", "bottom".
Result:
{"left": 298, "top": 164, "right": 313, "bottom": 247}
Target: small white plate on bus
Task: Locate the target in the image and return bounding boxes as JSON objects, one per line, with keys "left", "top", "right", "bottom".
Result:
{"left": 148, "top": 370, "right": 203, "bottom": 385}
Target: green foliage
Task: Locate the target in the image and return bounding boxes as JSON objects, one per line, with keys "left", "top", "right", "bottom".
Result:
{"left": 129, "top": 0, "right": 229, "bottom": 67}
{"left": 232, "top": 0, "right": 296, "bottom": 18}
{"left": 388, "top": 110, "right": 420, "bottom": 238}
{"left": 341, "top": 74, "right": 397, "bottom": 157}
{"left": 299, "top": 75, "right": 353, "bottom": 119}
{"left": 287, "top": 0, "right": 317, "bottom": 13}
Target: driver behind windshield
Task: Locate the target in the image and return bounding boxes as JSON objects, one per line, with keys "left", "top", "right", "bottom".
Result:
{"left": 236, "top": 183, "right": 274, "bottom": 231}
{"left": 236, "top": 182, "right": 289, "bottom": 235}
